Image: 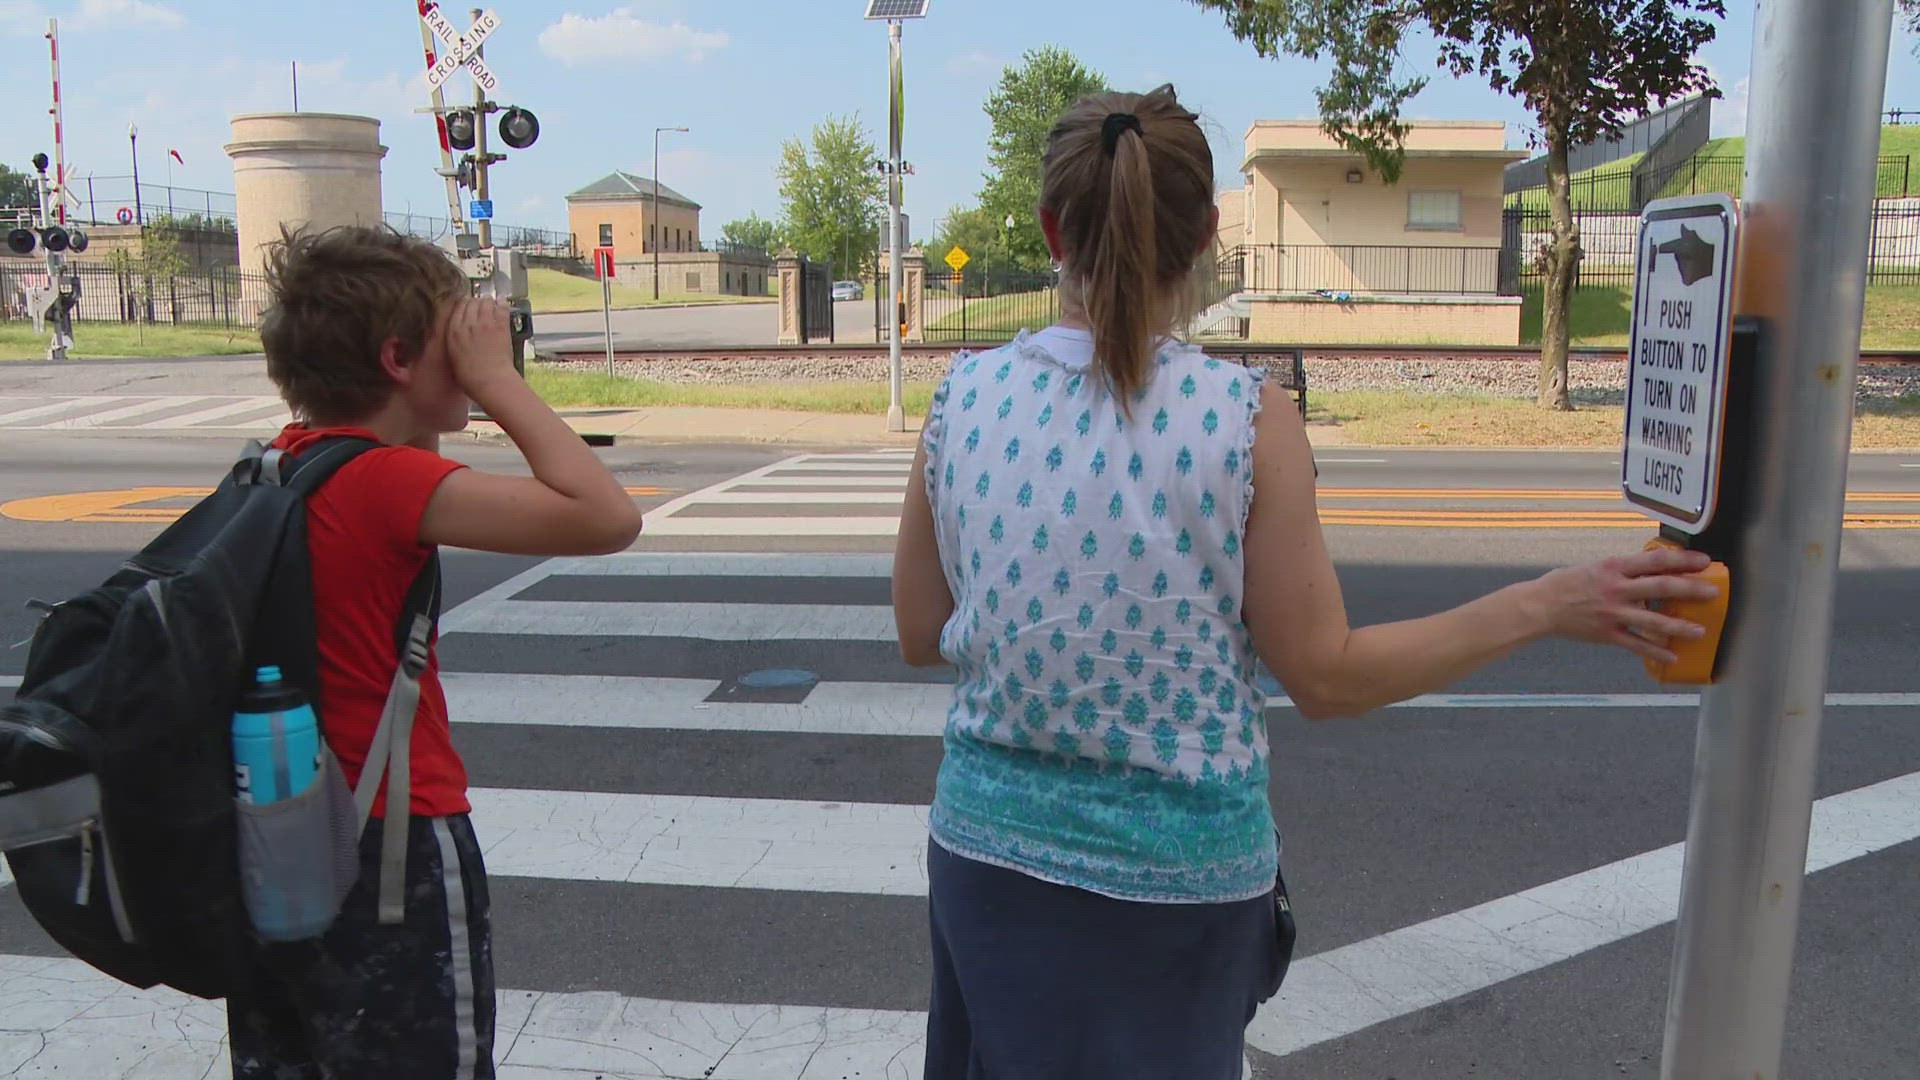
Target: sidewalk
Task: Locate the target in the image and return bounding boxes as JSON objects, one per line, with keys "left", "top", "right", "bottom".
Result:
{"left": 458, "top": 405, "right": 1357, "bottom": 447}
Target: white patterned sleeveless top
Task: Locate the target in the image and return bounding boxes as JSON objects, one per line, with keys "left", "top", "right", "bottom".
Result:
{"left": 921, "top": 325, "right": 1277, "bottom": 903}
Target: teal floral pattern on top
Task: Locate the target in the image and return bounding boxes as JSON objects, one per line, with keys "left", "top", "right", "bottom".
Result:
{"left": 920, "top": 327, "right": 1275, "bottom": 904}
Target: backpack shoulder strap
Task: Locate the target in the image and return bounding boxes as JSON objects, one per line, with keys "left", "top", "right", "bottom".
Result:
{"left": 232, "top": 436, "right": 383, "bottom": 495}
{"left": 352, "top": 551, "right": 442, "bottom": 925}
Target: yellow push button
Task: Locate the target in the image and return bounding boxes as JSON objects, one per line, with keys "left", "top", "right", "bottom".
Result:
{"left": 1642, "top": 537, "right": 1731, "bottom": 685}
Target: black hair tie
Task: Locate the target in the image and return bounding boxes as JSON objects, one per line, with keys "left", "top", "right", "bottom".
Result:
{"left": 1102, "top": 112, "right": 1143, "bottom": 156}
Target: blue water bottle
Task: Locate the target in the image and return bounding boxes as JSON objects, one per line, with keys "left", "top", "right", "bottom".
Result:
{"left": 232, "top": 665, "right": 333, "bottom": 941}
{"left": 232, "top": 666, "right": 319, "bottom": 806}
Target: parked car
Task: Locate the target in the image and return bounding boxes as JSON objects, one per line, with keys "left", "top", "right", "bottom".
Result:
{"left": 831, "top": 280, "right": 864, "bottom": 301}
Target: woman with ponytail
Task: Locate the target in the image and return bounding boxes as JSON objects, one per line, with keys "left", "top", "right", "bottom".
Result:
{"left": 892, "top": 85, "right": 1718, "bottom": 1078}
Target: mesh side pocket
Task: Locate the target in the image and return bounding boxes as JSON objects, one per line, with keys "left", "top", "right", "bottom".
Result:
{"left": 235, "top": 750, "right": 361, "bottom": 944}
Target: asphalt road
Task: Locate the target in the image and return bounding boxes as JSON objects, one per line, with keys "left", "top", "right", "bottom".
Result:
{"left": 0, "top": 434, "right": 1916, "bottom": 1077}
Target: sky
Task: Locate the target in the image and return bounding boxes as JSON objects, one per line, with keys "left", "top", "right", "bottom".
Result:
{"left": 3, "top": 0, "right": 1919, "bottom": 242}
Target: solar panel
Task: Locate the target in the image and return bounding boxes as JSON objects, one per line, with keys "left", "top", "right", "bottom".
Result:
{"left": 864, "top": 0, "right": 930, "bottom": 19}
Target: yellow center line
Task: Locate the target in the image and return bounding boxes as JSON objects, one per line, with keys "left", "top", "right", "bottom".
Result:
{"left": 1, "top": 485, "right": 673, "bottom": 524}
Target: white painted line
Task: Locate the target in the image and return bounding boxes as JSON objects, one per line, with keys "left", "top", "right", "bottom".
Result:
{"left": 765, "top": 462, "right": 912, "bottom": 474}
{"left": 445, "top": 600, "right": 898, "bottom": 641}
{"left": 135, "top": 396, "right": 286, "bottom": 429}
{"left": 0, "top": 675, "right": 18, "bottom": 689}
{"left": 0, "top": 397, "right": 107, "bottom": 425}
{"left": 469, "top": 787, "right": 928, "bottom": 894}
{"left": 41, "top": 396, "right": 204, "bottom": 429}
{"left": 699, "top": 491, "right": 906, "bottom": 505}
{"left": 1315, "top": 458, "right": 1389, "bottom": 464}
{"left": 445, "top": 673, "right": 950, "bottom": 736}
{"left": 502, "top": 553, "right": 894, "bottom": 579}
{"left": 1245, "top": 766, "right": 1920, "bottom": 1058}
{"left": 0, "top": 954, "right": 931, "bottom": 1080}
{"left": 1380, "top": 691, "right": 1920, "bottom": 709}
{"left": 728, "top": 476, "right": 910, "bottom": 488}
{"left": 641, "top": 516, "right": 903, "bottom": 537}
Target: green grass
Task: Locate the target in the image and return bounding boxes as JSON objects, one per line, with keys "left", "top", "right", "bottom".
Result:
{"left": 0, "top": 320, "right": 260, "bottom": 360}
{"left": 526, "top": 268, "right": 774, "bottom": 314}
{"left": 528, "top": 365, "right": 938, "bottom": 415}
{"left": 1516, "top": 284, "right": 1920, "bottom": 350}
{"left": 927, "top": 289, "right": 1059, "bottom": 336}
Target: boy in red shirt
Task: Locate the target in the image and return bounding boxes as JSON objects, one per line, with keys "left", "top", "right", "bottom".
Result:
{"left": 227, "top": 225, "right": 642, "bottom": 1079}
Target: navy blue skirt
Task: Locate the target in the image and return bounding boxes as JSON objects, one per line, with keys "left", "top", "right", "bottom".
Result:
{"left": 925, "top": 838, "right": 1282, "bottom": 1080}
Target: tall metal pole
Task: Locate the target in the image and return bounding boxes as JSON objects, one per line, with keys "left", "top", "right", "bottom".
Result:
{"left": 1658, "top": 2, "right": 1894, "bottom": 1077}
{"left": 129, "top": 125, "right": 141, "bottom": 226}
{"left": 653, "top": 128, "right": 661, "bottom": 301}
{"left": 471, "top": 7, "right": 492, "bottom": 252}
{"left": 885, "top": 19, "right": 906, "bottom": 433}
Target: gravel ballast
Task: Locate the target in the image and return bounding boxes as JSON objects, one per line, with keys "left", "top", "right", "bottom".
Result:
{"left": 545, "top": 350, "right": 1920, "bottom": 405}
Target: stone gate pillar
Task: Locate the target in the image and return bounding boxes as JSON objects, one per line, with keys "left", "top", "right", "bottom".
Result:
{"left": 902, "top": 247, "right": 926, "bottom": 343}
{"left": 776, "top": 248, "right": 803, "bottom": 345}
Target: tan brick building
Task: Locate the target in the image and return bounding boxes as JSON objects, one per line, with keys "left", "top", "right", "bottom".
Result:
{"left": 566, "top": 171, "right": 702, "bottom": 258}
{"left": 1233, "top": 119, "right": 1528, "bottom": 345}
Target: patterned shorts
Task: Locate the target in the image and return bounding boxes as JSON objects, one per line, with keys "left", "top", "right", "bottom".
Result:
{"left": 227, "top": 814, "right": 495, "bottom": 1080}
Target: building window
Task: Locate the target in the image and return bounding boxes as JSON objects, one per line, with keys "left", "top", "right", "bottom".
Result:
{"left": 1407, "top": 190, "right": 1462, "bottom": 231}
{"left": 649, "top": 223, "right": 656, "bottom": 253}
{"left": 598, "top": 223, "right": 613, "bottom": 247}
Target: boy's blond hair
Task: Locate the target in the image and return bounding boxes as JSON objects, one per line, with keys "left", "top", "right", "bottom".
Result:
{"left": 259, "top": 224, "right": 468, "bottom": 424}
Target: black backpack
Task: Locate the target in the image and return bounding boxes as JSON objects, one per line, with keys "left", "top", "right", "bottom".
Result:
{"left": 0, "top": 436, "right": 439, "bottom": 999}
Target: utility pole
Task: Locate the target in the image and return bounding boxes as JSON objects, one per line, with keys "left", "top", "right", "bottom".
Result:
{"left": 885, "top": 19, "right": 906, "bottom": 433}
{"left": 470, "top": 6, "right": 492, "bottom": 251}
{"left": 128, "top": 124, "right": 141, "bottom": 226}
{"left": 1657, "top": 1, "right": 1895, "bottom": 1076}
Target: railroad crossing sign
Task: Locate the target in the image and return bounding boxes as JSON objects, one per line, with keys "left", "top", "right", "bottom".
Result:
{"left": 944, "top": 245, "right": 970, "bottom": 273}
{"left": 1622, "top": 194, "right": 1741, "bottom": 533}
{"left": 423, "top": 5, "right": 500, "bottom": 94}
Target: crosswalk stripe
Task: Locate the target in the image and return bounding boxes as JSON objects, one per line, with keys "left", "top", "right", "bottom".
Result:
{"left": 1244, "top": 765, "right": 1920, "bottom": 1057}
{"left": 701, "top": 490, "right": 906, "bottom": 504}
{"left": 0, "top": 397, "right": 109, "bottom": 425}
{"left": 729, "top": 475, "right": 910, "bottom": 487}
{"left": 471, "top": 788, "right": 927, "bottom": 894}
{"left": 445, "top": 600, "right": 898, "bottom": 640}
{"left": 642, "top": 516, "right": 903, "bottom": 537}
{"left": 445, "top": 674, "right": 950, "bottom": 735}
{"left": 0, "top": 953, "right": 931, "bottom": 1080}
{"left": 135, "top": 396, "right": 286, "bottom": 429}
{"left": 40, "top": 396, "right": 206, "bottom": 429}
{"left": 762, "top": 462, "right": 914, "bottom": 473}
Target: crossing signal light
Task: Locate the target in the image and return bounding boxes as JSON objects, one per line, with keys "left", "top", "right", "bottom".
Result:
{"left": 6, "top": 229, "right": 34, "bottom": 255}
{"left": 5, "top": 226, "right": 90, "bottom": 255}
{"left": 446, "top": 109, "right": 477, "bottom": 151}
{"left": 499, "top": 107, "right": 539, "bottom": 149}
{"left": 40, "top": 226, "right": 69, "bottom": 253}
{"left": 66, "top": 228, "right": 88, "bottom": 253}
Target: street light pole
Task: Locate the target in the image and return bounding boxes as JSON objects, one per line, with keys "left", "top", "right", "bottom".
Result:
{"left": 1657, "top": 1, "right": 1895, "bottom": 1076}
{"left": 128, "top": 123, "right": 141, "bottom": 226}
{"left": 885, "top": 20, "right": 906, "bottom": 432}
{"left": 653, "top": 125, "right": 688, "bottom": 301}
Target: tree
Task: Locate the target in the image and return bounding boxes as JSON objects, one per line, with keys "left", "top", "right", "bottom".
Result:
{"left": 1902, "top": 1, "right": 1920, "bottom": 50}
{"left": 978, "top": 47, "right": 1109, "bottom": 272}
{"left": 776, "top": 114, "right": 885, "bottom": 275}
{"left": 927, "top": 204, "right": 1008, "bottom": 277}
{"left": 0, "top": 165, "right": 34, "bottom": 210}
{"left": 1191, "top": 0, "right": 1722, "bottom": 410}
{"left": 721, "top": 212, "right": 781, "bottom": 253}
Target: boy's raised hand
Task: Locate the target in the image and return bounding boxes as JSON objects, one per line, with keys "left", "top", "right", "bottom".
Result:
{"left": 445, "top": 297, "right": 517, "bottom": 392}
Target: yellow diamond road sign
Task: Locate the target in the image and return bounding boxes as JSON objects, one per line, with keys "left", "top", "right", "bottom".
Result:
{"left": 945, "top": 246, "right": 970, "bottom": 273}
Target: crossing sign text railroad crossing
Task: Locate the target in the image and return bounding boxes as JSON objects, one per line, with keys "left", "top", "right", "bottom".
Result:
{"left": 1622, "top": 194, "right": 1741, "bottom": 533}
{"left": 423, "top": 5, "right": 499, "bottom": 94}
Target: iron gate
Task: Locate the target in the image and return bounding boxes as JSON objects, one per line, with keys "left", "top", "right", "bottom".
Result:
{"left": 796, "top": 257, "right": 835, "bottom": 343}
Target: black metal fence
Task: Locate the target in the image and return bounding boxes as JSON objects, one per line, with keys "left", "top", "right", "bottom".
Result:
{"left": 1228, "top": 244, "right": 1503, "bottom": 295}
{"left": 1510, "top": 155, "right": 1917, "bottom": 212}
{"left": 1504, "top": 95, "right": 1711, "bottom": 194}
{"left": 923, "top": 269, "right": 1061, "bottom": 343}
{"left": 0, "top": 260, "right": 268, "bottom": 326}
{"left": 795, "top": 257, "right": 835, "bottom": 342}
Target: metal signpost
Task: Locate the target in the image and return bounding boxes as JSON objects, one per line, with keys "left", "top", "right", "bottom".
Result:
{"left": 595, "top": 246, "right": 617, "bottom": 376}
{"left": 866, "top": 0, "right": 929, "bottom": 433}
{"left": 1654, "top": 1, "right": 1896, "bottom": 1076}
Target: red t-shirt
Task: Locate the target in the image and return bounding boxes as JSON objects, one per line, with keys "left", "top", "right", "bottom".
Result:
{"left": 269, "top": 425, "right": 469, "bottom": 818}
